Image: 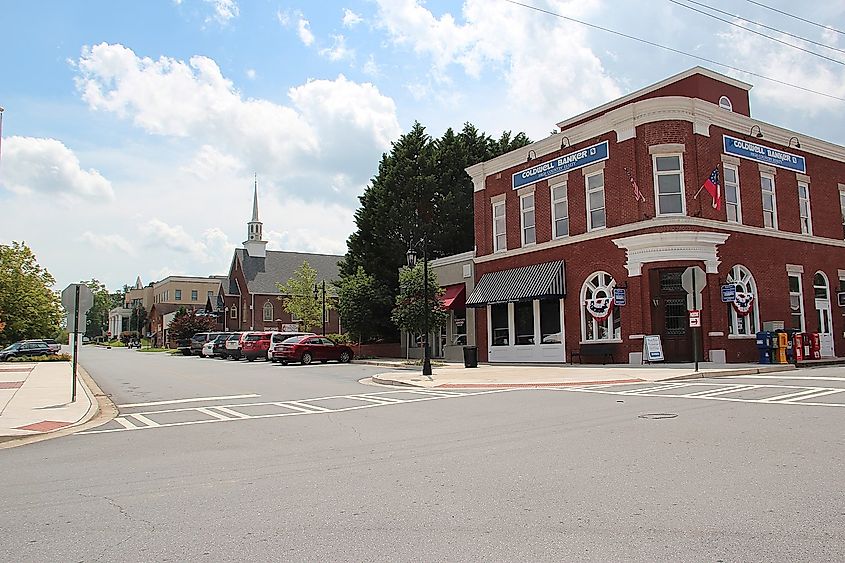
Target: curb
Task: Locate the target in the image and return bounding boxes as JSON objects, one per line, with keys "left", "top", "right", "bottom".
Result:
{"left": 371, "top": 375, "right": 419, "bottom": 387}
{"left": 662, "top": 364, "right": 796, "bottom": 381}
{"left": 0, "top": 364, "right": 118, "bottom": 449}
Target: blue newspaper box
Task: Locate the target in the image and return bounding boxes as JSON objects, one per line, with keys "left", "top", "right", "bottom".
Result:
{"left": 755, "top": 331, "right": 772, "bottom": 364}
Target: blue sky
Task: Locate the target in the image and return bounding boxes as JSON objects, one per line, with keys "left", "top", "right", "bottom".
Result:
{"left": 1, "top": 0, "right": 844, "bottom": 292}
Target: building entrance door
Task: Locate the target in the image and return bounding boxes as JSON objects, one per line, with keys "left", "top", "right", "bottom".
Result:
{"left": 650, "top": 268, "right": 694, "bottom": 362}
{"left": 813, "top": 273, "right": 834, "bottom": 358}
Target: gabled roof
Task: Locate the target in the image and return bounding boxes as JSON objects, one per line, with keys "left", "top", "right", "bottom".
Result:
{"left": 234, "top": 249, "right": 343, "bottom": 295}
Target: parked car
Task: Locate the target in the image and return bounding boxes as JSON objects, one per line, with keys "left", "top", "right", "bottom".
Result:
{"left": 210, "top": 332, "right": 235, "bottom": 358}
{"left": 224, "top": 332, "right": 246, "bottom": 360}
{"left": 39, "top": 338, "right": 62, "bottom": 354}
{"left": 267, "top": 331, "right": 315, "bottom": 361}
{"left": 201, "top": 340, "right": 215, "bottom": 357}
{"left": 272, "top": 335, "right": 353, "bottom": 365}
{"left": 190, "top": 332, "right": 220, "bottom": 356}
{"left": 241, "top": 332, "right": 272, "bottom": 361}
{"left": 176, "top": 338, "right": 193, "bottom": 356}
{"left": 0, "top": 340, "right": 53, "bottom": 361}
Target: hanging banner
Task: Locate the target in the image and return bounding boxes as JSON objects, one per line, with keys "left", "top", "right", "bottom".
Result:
{"left": 732, "top": 292, "right": 754, "bottom": 316}
{"left": 513, "top": 141, "right": 609, "bottom": 190}
{"left": 585, "top": 297, "right": 614, "bottom": 320}
{"left": 723, "top": 135, "right": 806, "bottom": 174}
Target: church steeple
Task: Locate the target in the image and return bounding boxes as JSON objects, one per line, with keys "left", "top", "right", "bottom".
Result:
{"left": 243, "top": 173, "right": 267, "bottom": 258}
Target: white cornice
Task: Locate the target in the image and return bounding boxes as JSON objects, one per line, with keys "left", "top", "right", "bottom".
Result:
{"left": 613, "top": 231, "right": 730, "bottom": 276}
{"left": 430, "top": 250, "right": 475, "bottom": 267}
{"left": 472, "top": 216, "right": 845, "bottom": 265}
{"left": 467, "top": 96, "right": 845, "bottom": 192}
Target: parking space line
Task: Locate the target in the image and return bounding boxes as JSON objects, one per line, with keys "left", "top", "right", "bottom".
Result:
{"left": 213, "top": 406, "right": 251, "bottom": 418}
{"left": 761, "top": 388, "right": 838, "bottom": 403}
{"left": 284, "top": 401, "right": 333, "bottom": 413}
{"left": 113, "top": 417, "right": 138, "bottom": 430}
{"left": 128, "top": 413, "right": 160, "bottom": 428}
{"left": 118, "top": 394, "right": 260, "bottom": 408}
{"left": 682, "top": 385, "right": 755, "bottom": 397}
{"left": 197, "top": 407, "right": 235, "bottom": 421}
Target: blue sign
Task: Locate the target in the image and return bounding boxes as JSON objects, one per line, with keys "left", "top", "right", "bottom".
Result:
{"left": 512, "top": 141, "right": 609, "bottom": 190}
{"left": 721, "top": 284, "right": 737, "bottom": 303}
{"left": 613, "top": 288, "right": 627, "bottom": 306}
{"left": 723, "top": 135, "right": 806, "bottom": 174}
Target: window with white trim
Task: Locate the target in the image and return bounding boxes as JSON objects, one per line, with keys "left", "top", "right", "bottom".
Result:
{"left": 520, "top": 193, "right": 535, "bottom": 246}
{"left": 586, "top": 171, "right": 606, "bottom": 231}
{"left": 839, "top": 189, "right": 845, "bottom": 239}
{"left": 492, "top": 201, "right": 506, "bottom": 253}
{"left": 653, "top": 154, "right": 685, "bottom": 215}
{"left": 726, "top": 265, "right": 758, "bottom": 336}
{"left": 263, "top": 301, "right": 273, "bottom": 322}
{"left": 798, "top": 181, "right": 812, "bottom": 235}
{"left": 761, "top": 173, "right": 777, "bottom": 229}
{"left": 551, "top": 182, "right": 569, "bottom": 238}
{"left": 581, "top": 271, "right": 619, "bottom": 341}
{"left": 230, "top": 307, "right": 237, "bottom": 319}
{"left": 723, "top": 164, "right": 741, "bottom": 223}
{"left": 175, "top": 289, "right": 182, "bottom": 301}
{"left": 788, "top": 273, "right": 805, "bottom": 331}
{"left": 719, "top": 96, "right": 733, "bottom": 111}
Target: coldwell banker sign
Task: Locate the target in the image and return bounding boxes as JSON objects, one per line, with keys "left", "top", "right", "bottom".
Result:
{"left": 512, "top": 141, "right": 609, "bottom": 190}
{"left": 723, "top": 135, "right": 806, "bottom": 174}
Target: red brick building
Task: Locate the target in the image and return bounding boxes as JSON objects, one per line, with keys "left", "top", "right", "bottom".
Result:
{"left": 465, "top": 67, "right": 845, "bottom": 364}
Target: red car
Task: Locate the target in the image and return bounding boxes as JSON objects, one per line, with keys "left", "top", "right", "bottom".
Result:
{"left": 240, "top": 331, "right": 272, "bottom": 361}
{"left": 272, "top": 335, "right": 354, "bottom": 365}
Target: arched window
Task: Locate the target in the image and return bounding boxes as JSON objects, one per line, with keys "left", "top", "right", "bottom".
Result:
{"left": 719, "top": 96, "right": 733, "bottom": 111}
{"left": 581, "top": 271, "right": 620, "bottom": 341}
{"left": 813, "top": 272, "right": 829, "bottom": 300}
{"left": 263, "top": 301, "right": 273, "bottom": 322}
{"left": 727, "top": 265, "right": 759, "bottom": 336}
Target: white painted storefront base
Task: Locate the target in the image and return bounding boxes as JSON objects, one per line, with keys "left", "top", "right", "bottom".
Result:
{"left": 489, "top": 343, "right": 565, "bottom": 363}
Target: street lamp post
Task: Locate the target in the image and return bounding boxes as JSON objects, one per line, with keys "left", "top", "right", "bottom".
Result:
{"left": 313, "top": 281, "right": 326, "bottom": 335}
{"left": 406, "top": 244, "right": 432, "bottom": 378}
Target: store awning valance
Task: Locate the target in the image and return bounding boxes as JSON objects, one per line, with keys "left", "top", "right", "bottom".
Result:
{"left": 466, "top": 260, "right": 565, "bottom": 308}
{"left": 439, "top": 284, "right": 466, "bottom": 310}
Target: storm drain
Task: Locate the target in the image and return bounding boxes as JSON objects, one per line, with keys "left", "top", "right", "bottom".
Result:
{"left": 637, "top": 413, "right": 678, "bottom": 420}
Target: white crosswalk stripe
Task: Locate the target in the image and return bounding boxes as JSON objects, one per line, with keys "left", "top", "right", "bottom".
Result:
{"left": 78, "top": 389, "right": 513, "bottom": 435}
{"left": 564, "top": 381, "right": 845, "bottom": 407}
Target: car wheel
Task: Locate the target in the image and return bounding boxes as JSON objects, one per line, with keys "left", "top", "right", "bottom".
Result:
{"left": 247, "top": 356, "right": 255, "bottom": 362}
{"left": 320, "top": 360, "right": 328, "bottom": 364}
{"left": 301, "top": 352, "right": 313, "bottom": 365}
{"left": 270, "top": 358, "right": 277, "bottom": 363}
{"left": 339, "top": 351, "right": 351, "bottom": 363}
{"left": 281, "top": 361, "right": 288, "bottom": 366}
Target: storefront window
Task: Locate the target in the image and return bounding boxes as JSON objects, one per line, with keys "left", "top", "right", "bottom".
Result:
{"left": 727, "top": 265, "right": 758, "bottom": 336}
{"left": 491, "top": 303, "right": 508, "bottom": 346}
{"left": 581, "top": 271, "right": 619, "bottom": 341}
{"left": 540, "top": 299, "right": 561, "bottom": 344}
{"left": 453, "top": 309, "right": 467, "bottom": 346}
{"left": 788, "top": 273, "right": 804, "bottom": 331}
{"left": 514, "top": 301, "right": 534, "bottom": 345}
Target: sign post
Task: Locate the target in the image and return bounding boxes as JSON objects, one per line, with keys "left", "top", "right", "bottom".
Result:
{"left": 61, "top": 284, "right": 94, "bottom": 402}
{"left": 681, "top": 266, "right": 707, "bottom": 372}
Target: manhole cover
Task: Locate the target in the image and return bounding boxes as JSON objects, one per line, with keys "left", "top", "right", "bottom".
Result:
{"left": 638, "top": 413, "right": 678, "bottom": 420}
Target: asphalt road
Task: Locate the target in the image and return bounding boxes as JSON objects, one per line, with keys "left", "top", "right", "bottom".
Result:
{"left": 1, "top": 347, "right": 843, "bottom": 562}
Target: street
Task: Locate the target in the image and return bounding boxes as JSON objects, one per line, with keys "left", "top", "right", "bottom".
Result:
{"left": 1, "top": 347, "right": 843, "bottom": 561}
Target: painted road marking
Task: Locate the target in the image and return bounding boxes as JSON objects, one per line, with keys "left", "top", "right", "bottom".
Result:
{"left": 732, "top": 375, "right": 845, "bottom": 383}
{"left": 564, "top": 381, "right": 845, "bottom": 407}
{"left": 78, "top": 389, "right": 514, "bottom": 435}
{"left": 117, "top": 394, "right": 261, "bottom": 408}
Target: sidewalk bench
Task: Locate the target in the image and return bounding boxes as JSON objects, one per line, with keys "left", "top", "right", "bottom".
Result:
{"left": 570, "top": 344, "right": 616, "bottom": 364}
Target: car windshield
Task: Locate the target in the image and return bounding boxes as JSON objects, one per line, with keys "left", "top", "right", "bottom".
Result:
{"left": 244, "top": 334, "right": 267, "bottom": 342}
{"left": 2, "top": 343, "right": 20, "bottom": 352}
{"left": 281, "top": 336, "right": 308, "bottom": 344}
{"left": 227, "top": 334, "right": 241, "bottom": 341}
{"left": 192, "top": 334, "right": 207, "bottom": 341}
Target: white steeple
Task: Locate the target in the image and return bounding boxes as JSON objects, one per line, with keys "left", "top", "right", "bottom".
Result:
{"left": 243, "top": 173, "right": 267, "bottom": 258}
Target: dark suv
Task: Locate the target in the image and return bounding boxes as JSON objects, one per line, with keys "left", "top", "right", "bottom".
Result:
{"left": 0, "top": 340, "right": 52, "bottom": 361}
{"left": 190, "top": 332, "right": 219, "bottom": 356}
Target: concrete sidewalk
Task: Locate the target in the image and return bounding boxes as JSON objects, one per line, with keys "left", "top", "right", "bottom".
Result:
{"left": 0, "top": 361, "right": 100, "bottom": 442}
{"left": 361, "top": 359, "right": 796, "bottom": 388}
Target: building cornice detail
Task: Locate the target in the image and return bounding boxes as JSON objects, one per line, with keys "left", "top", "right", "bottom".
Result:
{"left": 467, "top": 97, "right": 845, "bottom": 192}
{"left": 612, "top": 231, "right": 730, "bottom": 276}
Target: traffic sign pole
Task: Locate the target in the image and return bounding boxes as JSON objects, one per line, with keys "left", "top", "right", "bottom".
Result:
{"left": 72, "top": 285, "right": 79, "bottom": 402}
{"left": 692, "top": 271, "right": 699, "bottom": 372}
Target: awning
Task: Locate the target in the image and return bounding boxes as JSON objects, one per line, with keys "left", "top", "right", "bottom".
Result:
{"left": 440, "top": 284, "right": 466, "bottom": 310}
{"left": 466, "top": 260, "right": 565, "bottom": 308}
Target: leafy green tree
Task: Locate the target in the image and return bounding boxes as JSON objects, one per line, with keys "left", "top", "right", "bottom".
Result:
{"left": 391, "top": 263, "right": 448, "bottom": 339}
{"left": 335, "top": 266, "right": 388, "bottom": 345}
{"left": 341, "top": 121, "right": 530, "bottom": 340}
{"left": 277, "top": 261, "right": 333, "bottom": 332}
{"left": 0, "top": 241, "right": 63, "bottom": 344}
{"left": 168, "top": 308, "right": 216, "bottom": 342}
{"left": 130, "top": 305, "right": 148, "bottom": 335}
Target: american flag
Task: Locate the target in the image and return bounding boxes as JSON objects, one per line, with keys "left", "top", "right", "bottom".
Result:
{"left": 625, "top": 168, "right": 646, "bottom": 202}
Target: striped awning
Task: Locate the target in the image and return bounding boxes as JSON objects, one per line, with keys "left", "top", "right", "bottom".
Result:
{"left": 466, "top": 260, "right": 565, "bottom": 308}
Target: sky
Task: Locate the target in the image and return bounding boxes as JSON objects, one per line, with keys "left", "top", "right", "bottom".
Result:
{"left": 1, "top": 0, "right": 844, "bottom": 292}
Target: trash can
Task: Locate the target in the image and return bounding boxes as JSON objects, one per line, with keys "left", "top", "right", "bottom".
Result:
{"left": 462, "top": 345, "right": 478, "bottom": 368}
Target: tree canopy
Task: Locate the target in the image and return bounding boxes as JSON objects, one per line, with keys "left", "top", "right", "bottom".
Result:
{"left": 0, "top": 241, "right": 63, "bottom": 344}
{"left": 335, "top": 266, "right": 387, "bottom": 345}
{"left": 168, "top": 308, "right": 217, "bottom": 342}
{"left": 391, "top": 263, "right": 448, "bottom": 339}
{"left": 341, "top": 121, "right": 530, "bottom": 340}
{"left": 277, "top": 260, "right": 333, "bottom": 332}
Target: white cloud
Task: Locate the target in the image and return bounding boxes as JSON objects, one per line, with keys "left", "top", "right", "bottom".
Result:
{"left": 0, "top": 136, "right": 114, "bottom": 201}
{"left": 180, "top": 145, "right": 242, "bottom": 180}
{"left": 362, "top": 54, "right": 379, "bottom": 77}
{"left": 74, "top": 43, "right": 401, "bottom": 201}
{"left": 342, "top": 8, "right": 363, "bottom": 27}
{"left": 298, "top": 17, "right": 315, "bottom": 46}
{"left": 276, "top": 9, "right": 290, "bottom": 26}
{"left": 372, "top": 0, "right": 621, "bottom": 129}
{"left": 80, "top": 232, "right": 136, "bottom": 256}
{"left": 319, "top": 34, "right": 354, "bottom": 62}
{"left": 245, "top": 68, "right": 256, "bottom": 80}
{"left": 204, "top": 0, "right": 239, "bottom": 25}
{"left": 138, "top": 218, "right": 235, "bottom": 265}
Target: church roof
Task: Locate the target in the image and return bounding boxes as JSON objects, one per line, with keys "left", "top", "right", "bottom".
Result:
{"left": 234, "top": 249, "right": 343, "bottom": 295}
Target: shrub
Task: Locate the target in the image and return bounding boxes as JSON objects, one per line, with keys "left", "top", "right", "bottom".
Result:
{"left": 326, "top": 333, "right": 351, "bottom": 344}
{"left": 9, "top": 353, "right": 71, "bottom": 362}
{"left": 138, "top": 347, "right": 170, "bottom": 353}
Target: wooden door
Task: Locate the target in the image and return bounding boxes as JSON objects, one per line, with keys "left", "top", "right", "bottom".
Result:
{"left": 650, "top": 268, "right": 693, "bottom": 362}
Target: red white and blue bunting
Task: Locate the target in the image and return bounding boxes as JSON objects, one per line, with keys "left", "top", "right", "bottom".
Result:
{"left": 732, "top": 291, "right": 754, "bottom": 316}
{"left": 585, "top": 297, "right": 614, "bottom": 320}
